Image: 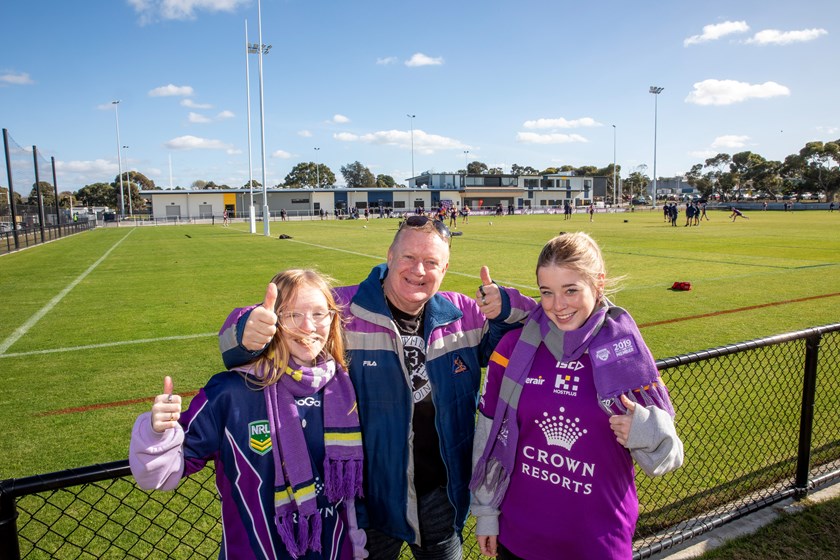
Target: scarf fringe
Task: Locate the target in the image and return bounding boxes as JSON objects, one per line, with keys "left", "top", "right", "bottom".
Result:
{"left": 599, "top": 382, "right": 676, "bottom": 418}
{"left": 325, "top": 458, "right": 364, "bottom": 502}
{"left": 277, "top": 511, "right": 323, "bottom": 559}
{"left": 469, "top": 458, "right": 511, "bottom": 509}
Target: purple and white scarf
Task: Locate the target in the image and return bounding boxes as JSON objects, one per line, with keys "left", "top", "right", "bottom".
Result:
{"left": 469, "top": 304, "right": 675, "bottom": 507}
{"left": 263, "top": 356, "right": 364, "bottom": 558}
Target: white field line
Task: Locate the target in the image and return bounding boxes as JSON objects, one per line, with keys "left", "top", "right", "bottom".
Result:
{"left": 0, "top": 234, "right": 535, "bottom": 359}
{"left": 287, "top": 238, "right": 535, "bottom": 290}
{"left": 0, "top": 333, "right": 217, "bottom": 359}
{"left": 0, "top": 229, "right": 136, "bottom": 355}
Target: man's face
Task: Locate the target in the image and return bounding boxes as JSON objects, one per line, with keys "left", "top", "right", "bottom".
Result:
{"left": 384, "top": 228, "right": 450, "bottom": 315}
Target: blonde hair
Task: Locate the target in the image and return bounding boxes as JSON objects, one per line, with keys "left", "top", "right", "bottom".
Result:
{"left": 536, "top": 232, "right": 622, "bottom": 299}
{"left": 252, "top": 269, "right": 346, "bottom": 388}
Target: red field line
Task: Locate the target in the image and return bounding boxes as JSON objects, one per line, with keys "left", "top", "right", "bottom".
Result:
{"left": 39, "top": 390, "right": 199, "bottom": 416}
{"left": 639, "top": 292, "right": 840, "bottom": 328}
{"left": 41, "top": 291, "right": 840, "bottom": 416}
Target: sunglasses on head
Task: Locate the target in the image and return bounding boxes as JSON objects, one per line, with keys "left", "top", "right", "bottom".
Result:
{"left": 400, "top": 215, "right": 452, "bottom": 244}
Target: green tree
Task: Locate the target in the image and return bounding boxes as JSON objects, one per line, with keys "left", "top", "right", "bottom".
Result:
{"left": 340, "top": 161, "right": 375, "bottom": 188}
{"left": 375, "top": 174, "right": 396, "bottom": 188}
{"left": 284, "top": 162, "right": 336, "bottom": 188}
{"left": 191, "top": 180, "right": 208, "bottom": 190}
{"left": 510, "top": 163, "right": 540, "bottom": 175}
{"left": 28, "top": 182, "right": 56, "bottom": 207}
{"left": 541, "top": 167, "right": 560, "bottom": 174}
{"left": 798, "top": 141, "right": 840, "bottom": 196}
{"left": 467, "top": 161, "right": 488, "bottom": 174}
{"left": 0, "top": 187, "right": 24, "bottom": 212}
{"left": 75, "top": 182, "right": 115, "bottom": 207}
{"left": 241, "top": 179, "right": 262, "bottom": 190}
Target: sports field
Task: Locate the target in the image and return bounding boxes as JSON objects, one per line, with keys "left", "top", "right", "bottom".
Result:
{"left": 1, "top": 208, "right": 838, "bottom": 480}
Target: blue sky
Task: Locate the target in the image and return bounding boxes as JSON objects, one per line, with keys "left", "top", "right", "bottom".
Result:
{"left": 2, "top": 0, "right": 837, "bottom": 191}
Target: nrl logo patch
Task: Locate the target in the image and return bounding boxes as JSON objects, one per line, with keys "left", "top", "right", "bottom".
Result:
{"left": 249, "top": 420, "right": 272, "bottom": 455}
{"left": 595, "top": 348, "right": 611, "bottom": 362}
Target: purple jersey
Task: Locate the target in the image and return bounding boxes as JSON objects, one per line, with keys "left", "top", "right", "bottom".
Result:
{"left": 478, "top": 331, "right": 638, "bottom": 560}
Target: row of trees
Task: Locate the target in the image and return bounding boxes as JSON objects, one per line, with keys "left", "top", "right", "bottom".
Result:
{"left": 2, "top": 139, "right": 836, "bottom": 215}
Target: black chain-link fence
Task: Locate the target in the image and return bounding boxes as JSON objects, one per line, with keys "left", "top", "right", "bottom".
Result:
{"left": 2, "top": 324, "right": 838, "bottom": 560}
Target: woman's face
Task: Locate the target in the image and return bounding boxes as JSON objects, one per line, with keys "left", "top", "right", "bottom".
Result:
{"left": 537, "top": 265, "right": 602, "bottom": 331}
{"left": 278, "top": 285, "right": 334, "bottom": 365}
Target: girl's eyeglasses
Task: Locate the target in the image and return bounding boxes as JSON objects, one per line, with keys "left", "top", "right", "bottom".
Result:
{"left": 278, "top": 310, "right": 336, "bottom": 329}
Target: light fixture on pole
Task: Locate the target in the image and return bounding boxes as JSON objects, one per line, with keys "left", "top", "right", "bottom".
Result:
{"left": 407, "top": 114, "right": 415, "bottom": 181}
{"left": 112, "top": 100, "right": 125, "bottom": 217}
{"left": 612, "top": 125, "right": 617, "bottom": 206}
{"left": 251, "top": 0, "right": 272, "bottom": 236}
{"left": 245, "top": 19, "right": 256, "bottom": 233}
{"left": 314, "top": 147, "right": 320, "bottom": 189}
{"left": 649, "top": 86, "right": 664, "bottom": 205}
{"left": 463, "top": 150, "right": 469, "bottom": 173}
{"left": 122, "top": 145, "right": 133, "bottom": 218}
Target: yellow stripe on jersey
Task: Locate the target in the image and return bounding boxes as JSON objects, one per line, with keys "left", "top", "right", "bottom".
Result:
{"left": 489, "top": 351, "right": 509, "bottom": 368}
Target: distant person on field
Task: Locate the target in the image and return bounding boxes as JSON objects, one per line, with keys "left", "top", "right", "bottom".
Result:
{"left": 700, "top": 202, "right": 709, "bottom": 221}
{"left": 470, "top": 232, "right": 683, "bottom": 560}
{"left": 449, "top": 205, "right": 458, "bottom": 229}
{"left": 588, "top": 203, "right": 595, "bottom": 222}
{"left": 222, "top": 209, "right": 229, "bottom": 227}
{"left": 729, "top": 207, "right": 749, "bottom": 221}
{"left": 130, "top": 269, "right": 366, "bottom": 560}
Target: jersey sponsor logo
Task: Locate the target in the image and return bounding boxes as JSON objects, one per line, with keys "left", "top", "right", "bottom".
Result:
{"left": 554, "top": 374, "right": 580, "bottom": 396}
{"left": 525, "top": 375, "right": 545, "bottom": 385}
{"left": 555, "top": 360, "right": 585, "bottom": 371}
{"left": 295, "top": 396, "right": 321, "bottom": 407}
{"left": 248, "top": 420, "right": 272, "bottom": 455}
{"left": 534, "top": 406, "right": 588, "bottom": 451}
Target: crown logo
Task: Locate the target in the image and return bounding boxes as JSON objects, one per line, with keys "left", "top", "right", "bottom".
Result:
{"left": 535, "top": 407, "right": 587, "bottom": 450}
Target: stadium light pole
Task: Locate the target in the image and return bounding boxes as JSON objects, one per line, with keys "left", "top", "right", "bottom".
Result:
{"left": 112, "top": 100, "right": 125, "bottom": 217}
{"left": 244, "top": 19, "right": 256, "bottom": 233}
{"left": 407, "top": 114, "right": 415, "bottom": 181}
{"left": 251, "top": 0, "right": 272, "bottom": 237}
{"left": 612, "top": 125, "right": 617, "bottom": 206}
{"left": 122, "top": 145, "right": 133, "bottom": 218}
{"left": 314, "top": 147, "right": 320, "bottom": 188}
{"left": 649, "top": 86, "right": 664, "bottom": 205}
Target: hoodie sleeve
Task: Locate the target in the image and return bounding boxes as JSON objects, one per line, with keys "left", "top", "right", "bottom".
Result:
{"left": 129, "top": 412, "right": 185, "bottom": 491}
{"left": 625, "top": 404, "right": 684, "bottom": 477}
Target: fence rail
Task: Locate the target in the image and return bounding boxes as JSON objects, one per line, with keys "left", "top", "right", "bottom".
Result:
{"left": 1, "top": 324, "right": 838, "bottom": 560}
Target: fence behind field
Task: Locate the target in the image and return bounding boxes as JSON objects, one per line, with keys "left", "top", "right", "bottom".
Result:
{"left": 1, "top": 324, "right": 838, "bottom": 560}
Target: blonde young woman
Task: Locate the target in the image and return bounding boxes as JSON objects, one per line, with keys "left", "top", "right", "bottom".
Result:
{"left": 130, "top": 269, "right": 366, "bottom": 560}
{"left": 470, "top": 233, "right": 684, "bottom": 560}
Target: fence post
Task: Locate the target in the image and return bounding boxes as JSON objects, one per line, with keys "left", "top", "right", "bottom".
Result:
{"left": 0, "top": 489, "right": 21, "bottom": 560}
{"left": 794, "top": 333, "right": 821, "bottom": 498}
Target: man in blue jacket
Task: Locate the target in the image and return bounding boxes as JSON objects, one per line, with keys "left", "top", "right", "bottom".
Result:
{"left": 219, "top": 216, "right": 535, "bottom": 560}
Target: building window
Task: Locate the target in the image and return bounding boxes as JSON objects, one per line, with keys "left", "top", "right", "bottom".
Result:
{"left": 524, "top": 178, "right": 539, "bottom": 189}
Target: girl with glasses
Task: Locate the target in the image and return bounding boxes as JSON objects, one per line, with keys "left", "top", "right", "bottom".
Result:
{"left": 130, "top": 269, "right": 367, "bottom": 560}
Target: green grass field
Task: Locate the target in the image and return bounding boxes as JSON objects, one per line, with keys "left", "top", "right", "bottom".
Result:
{"left": 1, "top": 209, "right": 838, "bottom": 480}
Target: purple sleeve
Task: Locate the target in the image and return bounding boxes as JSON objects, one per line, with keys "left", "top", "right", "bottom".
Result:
{"left": 129, "top": 412, "right": 185, "bottom": 491}
{"left": 219, "top": 304, "right": 263, "bottom": 370}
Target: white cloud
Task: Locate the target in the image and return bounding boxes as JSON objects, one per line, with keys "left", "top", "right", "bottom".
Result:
{"left": 685, "top": 79, "right": 790, "bottom": 106}
{"left": 522, "top": 117, "right": 600, "bottom": 129}
{"left": 329, "top": 114, "right": 350, "bottom": 124}
{"left": 516, "top": 132, "right": 588, "bottom": 144}
{"left": 272, "top": 149, "right": 292, "bottom": 159}
{"left": 129, "top": 0, "right": 249, "bottom": 23}
{"left": 226, "top": 148, "right": 242, "bottom": 155}
{"left": 0, "top": 71, "right": 34, "bottom": 85}
{"left": 405, "top": 53, "right": 444, "bottom": 67}
{"left": 55, "top": 158, "right": 117, "bottom": 174}
{"left": 376, "top": 56, "right": 398, "bottom": 65}
{"left": 216, "top": 110, "right": 235, "bottom": 119}
{"left": 149, "top": 84, "right": 194, "bottom": 97}
{"left": 165, "top": 135, "right": 232, "bottom": 150}
{"left": 816, "top": 125, "right": 839, "bottom": 135}
{"left": 688, "top": 150, "right": 718, "bottom": 159}
{"left": 181, "top": 99, "right": 212, "bottom": 109}
{"left": 298, "top": 130, "right": 313, "bottom": 137}
{"left": 711, "top": 135, "right": 750, "bottom": 149}
{"left": 333, "top": 129, "right": 468, "bottom": 154}
{"left": 188, "top": 112, "right": 211, "bottom": 123}
{"left": 684, "top": 20, "right": 749, "bottom": 46}
{"left": 746, "top": 28, "right": 827, "bottom": 45}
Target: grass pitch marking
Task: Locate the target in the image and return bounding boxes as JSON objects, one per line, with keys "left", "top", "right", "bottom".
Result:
{"left": 0, "top": 229, "right": 136, "bottom": 355}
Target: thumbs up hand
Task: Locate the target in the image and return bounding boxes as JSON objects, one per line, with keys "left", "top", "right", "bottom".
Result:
{"left": 151, "top": 376, "right": 182, "bottom": 433}
{"left": 242, "top": 282, "right": 279, "bottom": 351}
{"left": 608, "top": 394, "right": 637, "bottom": 446}
{"left": 476, "top": 266, "right": 501, "bottom": 319}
